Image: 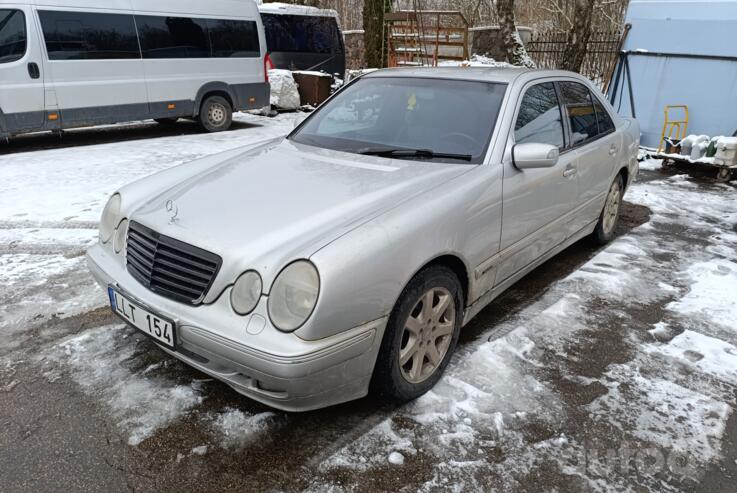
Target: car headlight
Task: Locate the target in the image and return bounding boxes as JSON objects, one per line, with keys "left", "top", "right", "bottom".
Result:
{"left": 113, "top": 218, "right": 128, "bottom": 254}
{"left": 268, "top": 261, "right": 319, "bottom": 332}
{"left": 99, "top": 193, "right": 121, "bottom": 244}
{"left": 230, "top": 270, "right": 263, "bottom": 315}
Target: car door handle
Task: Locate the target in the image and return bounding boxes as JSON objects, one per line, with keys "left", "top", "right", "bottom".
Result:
{"left": 608, "top": 144, "right": 618, "bottom": 156}
{"left": 563, "top": 166, "right": 577, "bottom": 178}
{"left": 27, "top": 62, "right": 40, "bottom": 79}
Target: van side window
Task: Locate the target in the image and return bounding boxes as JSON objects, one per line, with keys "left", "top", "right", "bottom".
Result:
{"left": 39, "top": 11, "right": 139, "bottom": 60}
{"left": 207, "top": 19, "right": 260, "bottom": 58}
{"left": 514, "top": 82, "right": 565, "bottom": 149}
{"left": 137, "top": 16, "right": 210, "bottom": 58}
{"left": 0, "top": 9, "right": 26, "bottom": 64}
{"left": 559, "top": 81, "right": 599, "bottom": 145}
{"left": 137, "top": 16, "right": 260, "bottom": 59}
{"left": 593, "top": 97, "right": 615, "bottom": 134}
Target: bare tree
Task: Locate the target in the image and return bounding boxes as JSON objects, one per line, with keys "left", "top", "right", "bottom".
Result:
{"left": 495, "top": 0, "right": 536, "bottom": 67}
{"left": 560, "top": 0, "right": 596, "bottom": 72}
{"left": 363, "top": 0, "right": 389, "bottom": 67}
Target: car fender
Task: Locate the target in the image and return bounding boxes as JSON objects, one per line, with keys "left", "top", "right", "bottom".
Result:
{"left": 297, "top": 164, "right": 502, "bottom": 341}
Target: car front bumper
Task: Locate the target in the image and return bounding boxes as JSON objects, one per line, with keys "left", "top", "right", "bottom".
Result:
{"left": 86, "top": 244, "right": 387, "bottom": 412}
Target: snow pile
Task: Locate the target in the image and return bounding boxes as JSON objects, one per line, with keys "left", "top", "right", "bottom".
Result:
{"left": 319, "top": 419, "right": 417, "bottom": 471}
{"left": 439, "top": 54, "right": 510, "bottom": 68}
{"left": 269, "top": 69, "right": 301, "bottom": 110}
{"left": 209, "top": 407, "right": 278, "bottom": 449}
{"left": 667, "top": 259, "right": 737, "bottom": 330}
{"left": 43, "top": 325, "right": 204, "bottom": 446}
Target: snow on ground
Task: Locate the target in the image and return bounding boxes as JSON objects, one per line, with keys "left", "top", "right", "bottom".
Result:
{"left": 0, "top": 113, "right": 299, "bottom": 354}
{"left": 208, "top": 407, "right": 279, "bottom": 449}
{"left": 309, "top": 160, "right": 737, "bottom": 491}
{"left": 2, "top": 118, "right": 736, "bottom": 493}
{"left": 43, "top": 324, "right": 205, "bottom": 446}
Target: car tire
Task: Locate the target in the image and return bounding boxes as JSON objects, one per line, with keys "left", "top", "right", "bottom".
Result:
{"left": 371, "top": 265, "right": 463, "bottom": 402}
{"left": 199, "top": 95, "right": 232, "bottom": 132}
{"left": 154, "top": 117, "right": 178, "bottom": 125}
{"left": 593, "top": 173, "right": 624, "bottom": 245}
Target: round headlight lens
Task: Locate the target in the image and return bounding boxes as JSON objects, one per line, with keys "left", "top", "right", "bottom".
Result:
{"left": 268, "top": 261, "right": 319, "bottom": 332}
{"left": 230, "top": 271, "right": 263, "bottom": 315}
{"left": 99, "top": 193, "right": 121, "bottom": 244}
{"left": 113, "top": 218, "right": 128, "bottom": 254}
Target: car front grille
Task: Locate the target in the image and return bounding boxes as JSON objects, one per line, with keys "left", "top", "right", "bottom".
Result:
{"left": 125, "top": 221, "right": 221, "bottom": 305}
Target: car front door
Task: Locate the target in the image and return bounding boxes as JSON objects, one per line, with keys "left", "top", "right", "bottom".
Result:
{"left": 0, "top": 6, "right": 45, "bottom": 135}
{"left": 495, "top": 80, "right": 579, "bottom": 285}
{"left": 559, "top": 80, "right": 621, "bottom": 234}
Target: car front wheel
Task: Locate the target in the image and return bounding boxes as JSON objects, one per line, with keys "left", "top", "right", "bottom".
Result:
{"left": 371, "top": 265, "right": 463, "bottom": 402}
{"left": 593, "top": 174, "right": 624, "bottom": 245}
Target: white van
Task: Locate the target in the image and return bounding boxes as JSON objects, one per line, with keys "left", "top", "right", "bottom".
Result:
{"left": 0, "top": 0, "right": 269, "bottom": 138}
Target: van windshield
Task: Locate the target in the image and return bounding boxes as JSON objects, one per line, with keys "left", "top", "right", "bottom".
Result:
{"left": 0, "top": 9, "right": 26, "bottom": 64}
{"left": 290, "top": 77, "right": 507, "bottom": 164}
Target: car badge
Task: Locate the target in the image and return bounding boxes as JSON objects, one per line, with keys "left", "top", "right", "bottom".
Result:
{"left": 165, "top": 199, "right": 179, "bottom": 224}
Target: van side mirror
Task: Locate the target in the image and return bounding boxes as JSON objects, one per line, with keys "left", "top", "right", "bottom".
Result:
{"left": 512, "top": 143, "right": 560, "bottom": 169}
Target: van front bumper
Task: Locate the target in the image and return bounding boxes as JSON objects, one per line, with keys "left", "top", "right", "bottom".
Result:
{"left": 86, "top": 243, "right": 387, "bottom": 412}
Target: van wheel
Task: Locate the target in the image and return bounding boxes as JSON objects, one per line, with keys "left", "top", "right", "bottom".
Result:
{"left": 593, "top": 174, "right": 624, "bottom": 245}
{"left": 154, "top": 118, "right": 178, "bottom": 125}
{"left": 199, "top": 96, "right": 232, "bottom": 132}
{"left": 371, "top": 265, "right": 462, "bottom": 402}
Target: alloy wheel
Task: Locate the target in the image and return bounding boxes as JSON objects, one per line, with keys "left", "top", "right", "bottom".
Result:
{"left": 399, "top": 287, "right": 456, "bottom": 384}
{"left": 602, "top": 180, "right": 622, "bottom": 235}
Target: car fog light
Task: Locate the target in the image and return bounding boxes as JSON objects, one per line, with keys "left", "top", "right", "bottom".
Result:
{"left": 231, "top": 270, "right": 263, "bottom": 315}
{"left": 113, "top": 219, "right": 128, "bottom": 254}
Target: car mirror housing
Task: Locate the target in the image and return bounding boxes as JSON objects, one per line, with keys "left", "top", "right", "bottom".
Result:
{"left": 512, "top": 143, "right": 560, "bottom": 169}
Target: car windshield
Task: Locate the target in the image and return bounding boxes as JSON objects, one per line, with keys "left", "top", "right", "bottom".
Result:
{"left": 289, "top": 76, "right": 507, "bottom": 164}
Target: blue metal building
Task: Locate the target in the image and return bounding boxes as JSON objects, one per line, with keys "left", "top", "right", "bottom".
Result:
{"left": 608, "top": 0, "right": 737, "bottom": 148}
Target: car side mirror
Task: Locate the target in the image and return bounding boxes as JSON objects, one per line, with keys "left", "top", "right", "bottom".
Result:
{"left": 512, "top": 143, "right": 560, "bottom": 169}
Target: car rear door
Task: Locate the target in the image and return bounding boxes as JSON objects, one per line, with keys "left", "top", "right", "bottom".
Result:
{"left": 495, "top": 80, "right": 579, "bottom": 285}
{"left": 0, "top": 5, "right": 45, "bottom": 135}
{"left": 558, "top": 80, "right": 622, "bottom": 234}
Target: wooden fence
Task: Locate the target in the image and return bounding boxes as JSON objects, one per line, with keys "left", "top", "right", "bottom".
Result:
{"left": 526, "top": 30, "right": 623, "bottom": 88}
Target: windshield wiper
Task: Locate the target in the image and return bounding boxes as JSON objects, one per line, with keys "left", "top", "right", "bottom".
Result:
{"left": 358, "top": 147, "right": 473, "bottom": 162}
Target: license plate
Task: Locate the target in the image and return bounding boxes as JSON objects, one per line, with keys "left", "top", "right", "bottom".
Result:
{"left": 108, "top": 286, "right": 176, "bottom": 349}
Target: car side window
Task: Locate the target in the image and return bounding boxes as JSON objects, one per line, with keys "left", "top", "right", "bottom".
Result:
{"left": 0, "top": 9, "right": 26, "bottom": 64}
{"left": 593, "top": 96, "right": 615, "bottom": 134}
{"left": 514, "top": 82, "right": 565, "bottom": 149}
{"left": 560, "top": 81, "right": 599, "bottom": 145}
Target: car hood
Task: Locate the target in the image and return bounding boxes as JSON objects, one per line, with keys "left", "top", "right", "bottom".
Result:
{"left": 129, "top": 138, "right": 471, "bottom": 300}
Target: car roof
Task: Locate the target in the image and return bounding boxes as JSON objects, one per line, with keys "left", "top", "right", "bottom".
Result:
{"left": 364, "top": 67, "right": 583, "bottom": 84}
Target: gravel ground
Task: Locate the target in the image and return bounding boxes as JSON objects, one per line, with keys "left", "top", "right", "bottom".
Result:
{"left": 1, "top": 119, "right": 736, "bottom": 492}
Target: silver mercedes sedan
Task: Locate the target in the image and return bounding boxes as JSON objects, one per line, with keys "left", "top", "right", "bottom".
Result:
{"left": 87, "top": 68, "right": 639, "bottom": 411}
